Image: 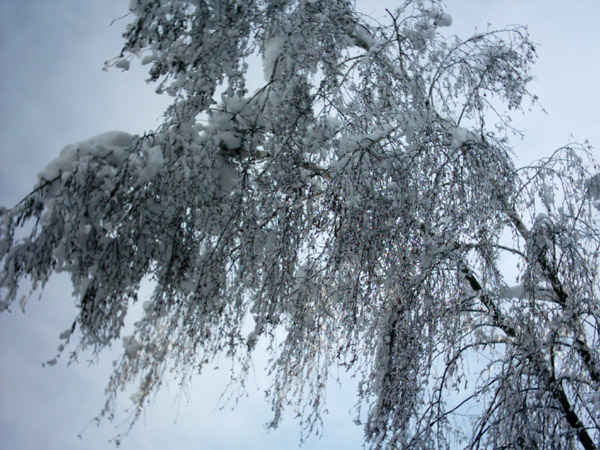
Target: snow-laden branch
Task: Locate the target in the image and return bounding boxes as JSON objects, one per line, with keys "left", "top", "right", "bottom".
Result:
{"left": 1, "top": 1, "right": 598, "bottom": 448}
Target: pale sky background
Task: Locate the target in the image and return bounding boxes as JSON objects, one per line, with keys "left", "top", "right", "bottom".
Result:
{"left": 0, "top": 1, "right": 599, "bottom": 449}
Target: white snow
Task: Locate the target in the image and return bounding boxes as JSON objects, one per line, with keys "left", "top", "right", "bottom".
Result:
{"left": 450, "top": 126, "right": 473, "bottom": 149}
{"left": 353, "top": 24, "right": 375, "bottom": 51}
{"left": 539, "top": 182, "right": 554, "bottom": 206}
{"left": 123, "top": 335, "right": 142, "bottom": 358}
{"left": 37, "top": 131, "right": 134, "bottom": 182}
{"left": 225, "top": 95, "right": 248, "bottom": 114}
{"left": 143, "top": 145, "right": 164, "bottom": 180}
{"left": 115, "top": 59, "right": 130, "bottom": 70}
{"left": 214, "top": 155, "right": 239, "bottom": 193}
{"left": 58, "top": 329, "right": 72, "bottom": 340}
{"left": 141, "top": 54, "right": 155, "bottom": 65}
{"left": 129, "top": 0, "right": 151, "bottom": 16}
{"left": 142, "top": 300, "right": 153, "bottom": 314}
{"left": 218, "top": 131, "right": 242, "bottom": 151}
{"left": 205, "top": 108, "right": 247, "bottom": 152}
{"left": 81, "top": 130, "right": 134, "bottom": 149}
{"left": 263, "top": 36, "right": 286, "bottom": 81}
{"left": 585, "top": 173, "right": 600, "bottom": 201}
{"left": 437, "top": 13, "right": 453, "bottom": 27}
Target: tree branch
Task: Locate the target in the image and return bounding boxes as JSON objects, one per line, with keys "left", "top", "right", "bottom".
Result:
{"left": 460, "top": 262, "right": 597, "bottom": 449}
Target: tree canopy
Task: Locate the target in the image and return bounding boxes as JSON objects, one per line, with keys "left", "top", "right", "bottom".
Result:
{"left": 1, "top": 1, "right": 599, "bottom": 448}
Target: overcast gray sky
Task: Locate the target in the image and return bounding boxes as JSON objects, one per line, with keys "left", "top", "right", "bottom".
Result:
{"left": 1, "top": 1, "right": 599, "bottom": 449}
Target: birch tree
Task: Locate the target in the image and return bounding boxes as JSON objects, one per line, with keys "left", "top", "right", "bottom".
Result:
{"left": 1, "top": 1, "right": 598, "bottom": 448}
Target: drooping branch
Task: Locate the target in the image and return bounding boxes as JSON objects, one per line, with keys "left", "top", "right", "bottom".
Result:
{"left": 503, "top": 204, "right": 600, "bottom": 386}
{"left": 460, "top": 263, "right": 597, "bottom": 450}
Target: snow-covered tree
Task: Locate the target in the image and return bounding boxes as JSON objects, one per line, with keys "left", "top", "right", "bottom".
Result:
{"left": 1, "top": 1, "right": 598, "bottom": 448}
